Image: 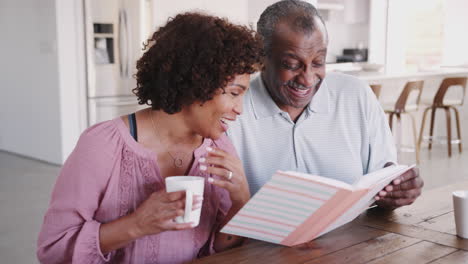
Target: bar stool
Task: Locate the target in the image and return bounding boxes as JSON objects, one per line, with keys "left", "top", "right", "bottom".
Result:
{"left": 418, "top": 77, "right": 467, "bottom": 157}
{"left": 383, "top": 80, "right": 424, "bottom": 163}
{"left": 369, "top": 84, "right": 382, "bottom": 99}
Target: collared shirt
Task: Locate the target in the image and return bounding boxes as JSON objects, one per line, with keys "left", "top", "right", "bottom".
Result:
{"left": 227, "top": 72, "right": 397, "bottom": 194}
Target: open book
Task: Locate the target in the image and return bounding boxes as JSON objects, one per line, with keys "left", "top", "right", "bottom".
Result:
{"left": 220, "top": 164, "right": 415, "bottom": 246}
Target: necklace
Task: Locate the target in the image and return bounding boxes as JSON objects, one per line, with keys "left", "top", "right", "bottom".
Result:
{"left": 149, "top": 110, "right": 191, "bottom": 168}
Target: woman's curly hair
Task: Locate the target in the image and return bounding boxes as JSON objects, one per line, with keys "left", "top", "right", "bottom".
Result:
{"left": 133, "top": 12, "right": 264, "bottom": 114}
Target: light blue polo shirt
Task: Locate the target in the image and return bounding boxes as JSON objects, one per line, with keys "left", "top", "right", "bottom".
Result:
{"left": 227, "top": 72, "right": 397, "bottom": 194}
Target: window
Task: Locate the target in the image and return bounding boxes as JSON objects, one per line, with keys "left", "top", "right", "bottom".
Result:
{"left": 404, "top": 0, "right": 444, "bottom": 71}
{"left": 379, "top": 0, "right": 468, "bottom": 72}
{"left": 385, "top": 0, "right": 445, "bottom": 72}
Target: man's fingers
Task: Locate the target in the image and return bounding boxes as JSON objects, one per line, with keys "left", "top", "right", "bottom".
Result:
{"left": 394, "top": 167, "right": 419, "bottom": 184}
{"left": 390, "top": 180, "right": 415, "bottom": 191}
{"left": 385, "top": 189, "right": 421, "bottom": 199}
{"left": 391, "top": 177, "right": 424, "bottom": 191}
{"left": 377, "top": 197, "right": 416, "bottom": 208}
{"left": 375, "top": 168, "right": 423, "bottom": 210}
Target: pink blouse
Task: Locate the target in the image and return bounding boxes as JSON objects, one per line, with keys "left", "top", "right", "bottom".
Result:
{"left": 37, "top": 118, "right": 234, "bottom": 264}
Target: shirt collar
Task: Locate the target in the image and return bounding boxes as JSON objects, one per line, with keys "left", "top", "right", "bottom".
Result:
{"left": 307, "top": 77, "right": 329, "bottom": 114}
{"left": 250, "top": 75, "right": 283, "bottom": 119}
{"left": 250, "top": 74, "right": 330, "bottom": 120}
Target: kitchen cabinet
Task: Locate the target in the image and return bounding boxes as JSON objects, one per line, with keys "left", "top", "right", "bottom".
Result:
{"left": 344, "top": 0, "right": 369, "bottom": 24}
{"left": 318, "top": 0, "right": 369, "bottom": 24}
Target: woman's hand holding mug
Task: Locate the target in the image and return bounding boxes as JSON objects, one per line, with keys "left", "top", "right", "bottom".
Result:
{"left": 129, "top": 190, "right": 202, "bottom": 238}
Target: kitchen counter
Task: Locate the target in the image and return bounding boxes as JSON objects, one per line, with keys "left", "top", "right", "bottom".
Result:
{"left": 345, "top": 67, "right": 468, "bottom": 81}
{"left": 326, "top": 63, "right": 468, "bottom": 81}
{"left": 325, "top": 65, "right": 468, "bottom": 155}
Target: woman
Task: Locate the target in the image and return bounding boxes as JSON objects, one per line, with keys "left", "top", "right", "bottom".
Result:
{"left": 37, "top": 13, "right": 263, "bottom": 263}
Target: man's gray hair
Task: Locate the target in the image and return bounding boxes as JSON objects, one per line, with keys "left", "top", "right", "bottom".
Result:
{"left": 257, "top": 0, "right": 326, "bottom": 55}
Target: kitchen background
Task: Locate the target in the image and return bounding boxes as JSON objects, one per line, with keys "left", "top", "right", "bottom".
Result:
{"left": 1, "top": 0, "right": 468, "bottom": 165}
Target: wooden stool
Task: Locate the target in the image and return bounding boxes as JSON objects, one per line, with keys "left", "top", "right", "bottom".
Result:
{"left": 418, "top": 77, "right": 467, "bottom": 157}
{"left": 383, "top": 80, "right": 424, "bottom": 163}
{"left": 369, "top": 84, "right": 382, "bottom": 99}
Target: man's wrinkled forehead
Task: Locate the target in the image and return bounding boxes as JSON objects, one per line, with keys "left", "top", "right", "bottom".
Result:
{"left": 271, "top": 20, "right": 328, "bottom": 52}
{"left": 273, "top": 15, "right": 328, "bottom": 45}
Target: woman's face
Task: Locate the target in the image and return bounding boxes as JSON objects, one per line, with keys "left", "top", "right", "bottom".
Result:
{"left": 184, "top": 74, "right": 250, "bottom": 140}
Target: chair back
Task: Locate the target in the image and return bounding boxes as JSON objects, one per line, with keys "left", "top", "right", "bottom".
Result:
{"left": 433, "top": 77, "right": 467, "bottom": 106}
{"left": 369, "top": 84, "right": 382, "bottom": 99}
{"left": 394, "top": 80, "right": 424, "bottom": 113}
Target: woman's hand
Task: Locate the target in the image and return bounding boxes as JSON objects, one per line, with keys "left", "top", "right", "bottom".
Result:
{"left": 199, "top": 147, "right": 250, "bottom": 207}
{"left": 100, "top": 190, "right": 202, "bottom": 254}
{"left": 129, "top": 190, "right": 202, "bottom": 238}
{"left": 200, "top": 147, "right": 251, "bottom": 251}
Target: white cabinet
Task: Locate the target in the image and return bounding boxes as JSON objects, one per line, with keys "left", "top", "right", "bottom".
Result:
{"left": 343, "top": 0, "right": 369, "bottom": 24}
{"left": 318, "top": 0, "right": 369, "bottom": 24}
{"left": 153, "top": 0, "right": 249, "bottom": 28}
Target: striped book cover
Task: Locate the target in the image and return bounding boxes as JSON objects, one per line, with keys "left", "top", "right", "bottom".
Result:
{"left": 221, "top": 165, "right": 414, "bottom": 246}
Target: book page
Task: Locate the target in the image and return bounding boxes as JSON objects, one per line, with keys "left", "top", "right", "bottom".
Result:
{"left": 220, "top": 171, "right": 346, "bottom": 244}
{"left": 221, "top": 165, "right": 414, "bottom": 245}
{"left": 281, "top": 171, "right": 354, "bottom": 191}
{"left": 319, "top": 165, "right": 414, "bottom": 237}
{"left": 353, "top": 165, "right": 414, "bottom": 190}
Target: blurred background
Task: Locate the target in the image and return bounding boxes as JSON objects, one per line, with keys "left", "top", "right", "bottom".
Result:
{"left": 1, "top": 0, "right": 468, "bottom": 164}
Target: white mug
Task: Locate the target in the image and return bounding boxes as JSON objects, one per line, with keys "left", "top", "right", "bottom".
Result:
{"left": 165, "top": 176, "right": 205, "bottom": 226}
{"left": 453, "top": 190, "right": 468, "bottom": 238}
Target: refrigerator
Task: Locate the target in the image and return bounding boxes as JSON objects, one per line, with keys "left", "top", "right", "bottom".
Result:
{"left": 83, "top": 0, "right": 152, "bottom": 126}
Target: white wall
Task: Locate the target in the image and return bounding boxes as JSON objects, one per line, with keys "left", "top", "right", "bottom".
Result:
{"left": 385, "top": 0, "right": 407, "bottom": 73}
{"left": 0, "top": 0, "right": 86, "bottom": 165}
{"left": 152, "top": 0, "right": 249, "bottom": 28}
{"left": 0, "top": 0, "right": 62, "bottom": 164}
{"left": 368, "top": 0, "right": 387, "bottom": 65}
{"left": 55, "top": 0, "right": 88, "bottom": 163}
{"left": 247, "top": 0, "right": 276, "bottom": 28}
{"left": 443, "top": 0, "right": 468, "bottom": 66}
{"left": 325, "top": 12, "right": 369, "bottom": 63}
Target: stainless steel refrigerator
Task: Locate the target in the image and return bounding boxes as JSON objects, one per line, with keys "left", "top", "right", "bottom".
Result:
{"left": 83, "top": 0, "right": 152, "bottom": 126}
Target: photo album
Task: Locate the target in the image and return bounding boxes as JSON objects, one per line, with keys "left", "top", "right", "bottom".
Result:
{"left": 221, "top": 165, "right": 415, "bottom": 246}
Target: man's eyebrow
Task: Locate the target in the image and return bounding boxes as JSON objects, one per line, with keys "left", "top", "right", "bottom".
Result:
{"left": 284, "top": 53, "right": 300, "bottom": 59}
{"left": 317, "top": 48, "right": 327, "bottom": 54}
{"left": 230, "top": 83, "right": 247, "bottom": 90}
{"left": 284, "top": 48, "right": 327, "bottom": 58}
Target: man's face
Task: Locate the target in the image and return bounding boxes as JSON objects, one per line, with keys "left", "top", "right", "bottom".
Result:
{"left": 262, "top": 19, "right": 327, "bottom": 112}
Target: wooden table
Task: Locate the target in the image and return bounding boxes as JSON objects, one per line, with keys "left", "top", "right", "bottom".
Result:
{"left": 194, "top": 180, "right": 468, "bottom": 263}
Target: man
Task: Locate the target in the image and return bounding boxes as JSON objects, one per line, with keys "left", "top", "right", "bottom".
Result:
{"left": 227, "top": 0, "right": 423, "bottom": 209}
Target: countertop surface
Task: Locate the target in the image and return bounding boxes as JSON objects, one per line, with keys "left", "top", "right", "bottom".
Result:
{"left": 326, "top": 63, "right": 468, "bottom": 81}
{"left": 348, "top": 67, "right": 468, "bottom": 81}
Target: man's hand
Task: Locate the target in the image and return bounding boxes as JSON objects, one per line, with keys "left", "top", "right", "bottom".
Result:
{"left": 375, "top": 167, "right": 424, "bottom": 209}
